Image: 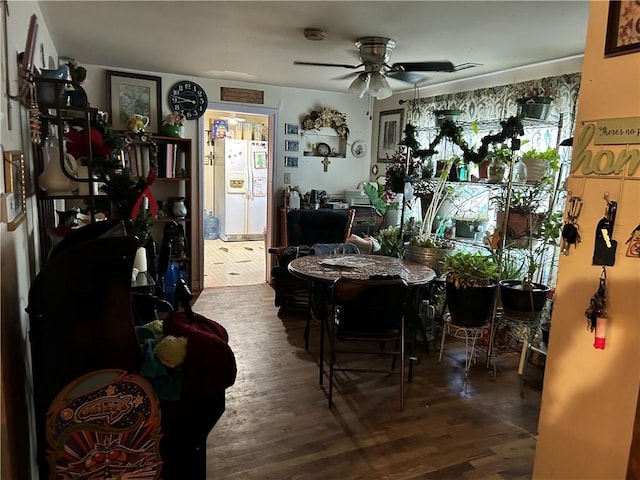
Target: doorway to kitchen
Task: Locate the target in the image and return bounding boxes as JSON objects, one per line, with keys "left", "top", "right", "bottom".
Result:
{"left": 200, "top": 103, "right": 276, "bottom": 289}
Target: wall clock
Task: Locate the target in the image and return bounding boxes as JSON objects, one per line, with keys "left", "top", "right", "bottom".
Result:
{"left": 168, "top": 80, "right": 208, "bottom": 120}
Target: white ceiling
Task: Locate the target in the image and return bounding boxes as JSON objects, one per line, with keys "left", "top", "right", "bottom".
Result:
{"left": 38, "top": 1, "right": 590, "bottom": 94}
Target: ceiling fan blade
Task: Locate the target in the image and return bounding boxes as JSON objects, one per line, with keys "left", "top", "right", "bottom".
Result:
{"left": 386, "top": 71, "right": 427, "bottom": 84}
{"left": 333, "top": 71, "right": 363, "bottom": 80}
{"left": 392, "top": 61, "right": 455, "bottom": 72}
{"left": 293, "top": 60, "right": 361, "bottom": 69}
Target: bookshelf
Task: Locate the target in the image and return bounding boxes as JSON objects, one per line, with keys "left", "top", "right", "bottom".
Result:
{"left": 123, "top": 135, "right": 194, "bottom": 292}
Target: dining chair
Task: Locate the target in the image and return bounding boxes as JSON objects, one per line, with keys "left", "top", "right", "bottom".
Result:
{"left": 305, "top": 242, "right": 360, "bottom": 385}
{"left": 326, "top": 276, "right": 410, "bottom": 410}
{"left": 269, "top": 208, "right": 355, "bottom": 311}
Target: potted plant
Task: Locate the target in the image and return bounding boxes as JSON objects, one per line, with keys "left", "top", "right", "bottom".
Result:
{"left": 441, "top": 250, "right": 499, "bottom": 327}
{"left": 161, "top": 112, "right": 186, "bottom": 138}
{"left": 405, "top": 234, "right": 456, "bottom": 276}
{"left": 520, "top": 146, "right": 560, "bottom": 184}
{"left": 454, "top": 214, "right": 489, "bottom": 239}
{"left": 512, "top": 81, "right": 557, "bottom": 121}
{"left": 374, "top": 225, "right": 405, "bottom": 258}
{"left": 498, "top": 211, "right": 562, "bottom": 320}
{"left": 363, "top": 182, "right": 399, "bottom": 231}
{"left": 484, "top": 143, "right": 512, "bottom": 183}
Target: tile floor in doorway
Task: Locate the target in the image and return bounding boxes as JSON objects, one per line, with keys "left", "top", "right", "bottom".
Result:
{"left": 203, "top": 238, "right": 267, "bottom": 288}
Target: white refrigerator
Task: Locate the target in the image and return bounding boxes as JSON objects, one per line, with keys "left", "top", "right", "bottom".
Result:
{"left": 213, "top": 139, "right": 268, "bottom": 241}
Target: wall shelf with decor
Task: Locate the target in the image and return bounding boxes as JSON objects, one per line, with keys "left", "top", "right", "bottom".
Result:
{"left": 301, "top": 127, "right": 347, "bottom": 158}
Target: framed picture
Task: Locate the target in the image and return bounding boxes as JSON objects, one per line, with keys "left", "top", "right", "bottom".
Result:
{"left": 106, "top": 70, "right": 162, "bottom": 133}
{"left": 377, "top": 109, "right": 404, "bottom": 162}
{"left": 3, "top": 150, "right": 26, "bottom": 231}
{"left": 285, "top": 140, "right": 299, "bottom": 152}
{"left": 284, "top": 156, "right": 298, "bottom": 168}
{"left": 285, "top": 123, "right": 299, "bottom": 135}
{"left": 605, "top": 0, "right": 640, "bottom": 57}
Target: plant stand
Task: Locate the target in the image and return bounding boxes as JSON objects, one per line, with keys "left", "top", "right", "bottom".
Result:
{"left": 439, "top": 319, "right": 490, "bottom": 374}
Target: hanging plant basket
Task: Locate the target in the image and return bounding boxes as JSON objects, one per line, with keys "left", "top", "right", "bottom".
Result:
{"left": 517, "top": 96, "right": 553, "bottom": 121}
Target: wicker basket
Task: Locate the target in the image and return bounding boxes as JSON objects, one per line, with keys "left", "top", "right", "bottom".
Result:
{"left": 404, "top": 245, "right": 451, "bottom": 276}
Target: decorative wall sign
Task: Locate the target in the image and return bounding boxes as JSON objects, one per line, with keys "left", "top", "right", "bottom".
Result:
{"left": 378, "top": 109, "right": 404, "bottom": 162}
{"left": 571, "top": 122, "right": 640, "bottom": 177}
{"left": 220, "top": 87, "right": 264, "bottom": 104}
{"left": 605, "top": 0, "right": 640, "bottom": 57}
{"left": 593, "top": 117, "right": 640, "bottom": 145}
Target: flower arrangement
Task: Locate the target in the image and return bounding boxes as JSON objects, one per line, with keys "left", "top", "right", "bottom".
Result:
{"left": 163, "top": 112, "right": 186, "bottom": 126}
{"left": 66, "top": 59, "right": 87, "bottom": 85}
{"left": 301, "top": 107, "right": 349, "bottom": 138}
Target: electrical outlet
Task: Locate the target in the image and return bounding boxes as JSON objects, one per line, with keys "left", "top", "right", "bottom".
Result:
{"left": 284, "top": 173, "right": 291, "bottom": 184}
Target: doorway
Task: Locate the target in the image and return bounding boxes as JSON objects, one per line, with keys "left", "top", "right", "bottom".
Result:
{"left": 199, "top": 103, "right": 276, "bottom": 289}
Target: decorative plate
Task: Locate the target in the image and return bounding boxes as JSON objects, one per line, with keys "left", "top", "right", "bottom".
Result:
{"left": 351, "top": 140, "right": 367, "bottom": 158}
{"left": 316, "top": 142, "right": 331, "bottom": 156}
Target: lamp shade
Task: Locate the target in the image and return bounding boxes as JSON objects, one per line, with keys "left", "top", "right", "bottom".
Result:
{"left": 348, "top": 73, "right": 369, "bottom": 98}
{"left": 368, "top": 71, "right": 392, "bottom": 99}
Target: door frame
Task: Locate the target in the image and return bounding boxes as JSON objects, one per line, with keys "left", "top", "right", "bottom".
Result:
{"left": 197, "top": 102, "right": 278, "bottom": 289}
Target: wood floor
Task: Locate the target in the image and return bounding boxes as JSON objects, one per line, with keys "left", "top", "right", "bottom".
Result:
{"left": 194, "top": 284, "right": 543, "bottom": 480}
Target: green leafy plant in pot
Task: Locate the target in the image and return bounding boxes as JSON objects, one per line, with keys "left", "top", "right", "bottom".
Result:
{"left": 442, "top": 250, "right": 498, "bottom": 327}
{"left": 520, "top": 147, "right": 560, "bottom": 184}
{"left": 498, "top": 211, "right": 562, "bottom": 321}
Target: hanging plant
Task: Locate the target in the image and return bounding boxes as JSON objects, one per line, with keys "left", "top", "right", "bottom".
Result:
{"left": 301, "top": 107, "right": 349, "bottom": 139}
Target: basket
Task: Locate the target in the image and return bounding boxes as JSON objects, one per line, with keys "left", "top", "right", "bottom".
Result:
{"left": 404, "top": 245, "right": 450, "bottom": 275}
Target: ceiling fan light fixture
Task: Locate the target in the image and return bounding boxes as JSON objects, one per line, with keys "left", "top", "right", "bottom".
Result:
{"left": 348, "top": 73, "right": 369, "bottom": 98}
{"left": 368, "top": 71, "right": 392, "bottom": 98}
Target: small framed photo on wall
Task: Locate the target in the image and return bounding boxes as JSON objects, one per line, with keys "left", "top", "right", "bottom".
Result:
{"left": 377, "top": 109, "right": 404, "bottom": 162}
{"left": 285, "top": 140, "right": 299, "bottom": 152}
{"left": 284, "top": 156, "right": 298, "bottom": 168}
{"left": 285, "top": 123, "right": 299, "bottom": 135}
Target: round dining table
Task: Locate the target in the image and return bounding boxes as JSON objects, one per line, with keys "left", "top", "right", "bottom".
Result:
{"left": 287, "top": 253, "right": 436, "bottom": 285}
{"left": 287, "top": 253, "right": 437, "bottom": 386}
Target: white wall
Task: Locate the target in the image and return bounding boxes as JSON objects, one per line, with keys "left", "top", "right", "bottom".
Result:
{"left": 1, "top": 3, "right": 58, "bottom": 478}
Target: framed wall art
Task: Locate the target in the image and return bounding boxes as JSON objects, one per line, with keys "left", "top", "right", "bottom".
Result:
{"left": 285, "top": 140, "right": 299, "bottom": 152}
{"left": 377, "top": 109, "right": 404, "bottom": 162}
{"left": 284, "top": 156, "right": 299, "bottom": 168}
{"left": 285, "top": 123, "right": 299, "bottom": 135}
{"left": 605, "top": 0, "right": 640, "bottom": 57}
{"left": 106, "top": 70, "right": 162, "bottom": 133}
{"left": 3, "top": 150, "right": 26, "bottom": 231}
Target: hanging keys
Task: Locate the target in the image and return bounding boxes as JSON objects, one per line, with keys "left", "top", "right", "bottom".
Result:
{"left": 561, "top": 196, "right": 582, "bottom": 255}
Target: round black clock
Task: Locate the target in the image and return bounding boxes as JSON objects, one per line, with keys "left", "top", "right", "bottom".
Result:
{"left": 168, "top": 80, "right": 208, "bottom": 120}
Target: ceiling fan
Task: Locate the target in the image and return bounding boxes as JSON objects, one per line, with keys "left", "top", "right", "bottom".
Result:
{"left": 294, "top": 36, "right": 455, "bottom": 99}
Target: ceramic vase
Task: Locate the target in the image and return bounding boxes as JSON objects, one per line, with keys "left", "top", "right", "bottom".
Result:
{"left": 172, "top": 198, "right": 188, "bottom": 218}
{"left": 39, "top": 138, "right": 78, "bottom": 194}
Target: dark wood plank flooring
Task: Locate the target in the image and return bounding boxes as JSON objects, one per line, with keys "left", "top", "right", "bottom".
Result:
{"left": 194, "top": 284, "right": 542, "bottom": 480}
